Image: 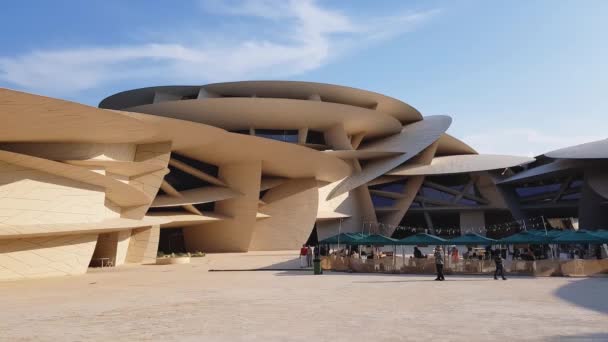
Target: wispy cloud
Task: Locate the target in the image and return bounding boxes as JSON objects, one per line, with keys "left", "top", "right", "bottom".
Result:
{"left": 463, "top": 128, "right": 603, "bottom": 157}
{"left": 0, "top": 0, "right": 439, "bottom": 96}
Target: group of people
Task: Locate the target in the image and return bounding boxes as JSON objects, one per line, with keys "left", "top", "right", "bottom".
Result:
{"left": 432, "top": 246, "right": 506, "bottom": 281}
{"left": 300, "top": 245, "right": 322, "bottom": 267}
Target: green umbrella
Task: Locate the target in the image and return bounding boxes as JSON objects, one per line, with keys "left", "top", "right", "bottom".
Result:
{"left": 319, "top": 233, "right": 366, "bottom": 245}
{"left": 552, "top": 230, "right": 605, "bottom": 244}
{"left": 397, "top": 233, "right": 449, "bottom": 245}
{"left": 499, "top": 231, "right": 554, "bottom": 244}
{"left": 591, "top": 230, "right": 608, "bottom": 242}
{"left": 449, "top": 232, "right": 496, "bottom": 245}
{"left": 356, "top": 234, "right": 398, "bottom": 246}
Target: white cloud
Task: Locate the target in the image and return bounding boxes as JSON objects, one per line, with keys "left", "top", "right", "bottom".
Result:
{"left": 463, "top": 128, "right": 603, "bottom": 157}
{"left": 0, "top": 0, "right": 439, "bottom": 95}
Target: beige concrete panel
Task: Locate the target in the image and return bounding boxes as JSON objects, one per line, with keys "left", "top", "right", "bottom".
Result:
{"left": 316, "top": 212, "right": 351, "bottom": 220}
{"left": 114, "top": 230, "right": 132, "bottom": 266}
{"left": 151, "top": 186, "right": 241, "bottom": 207}
{"left": 350, "top": 132, "right": 366, "bottom": 150}
{"left": 353, "top": 185, "right": 378, "bottom": 222}
{"left": 380, "top": 142, "right": 439, "bottom": 230}
{"left": 0, "top": 88, "right": 157, "bottom": 143}
{"left": 0, "top": 216, "right": 167, "bottom": 240}
{"left": 327, "top": 116, "right": 452, "bottom": 200}
{"left": 0, "top": 150, "right": 150, "bottom": 207}
{"left": 202, "top": 81, "right": 422, "bottom": 123}
{"left": 315, "top": 181, "right": 367, "bottom": 240}
{"left": 249, "top": 178, "right": 318, "bottom": 251}
{"left": 545, "top": 138, "right": 608, "bottom": 159}
{"left": 435, "top": 134, "right": 478, "bottom": 156}
{"left": 146, "top": 212, "right": 229, "bottom": 228}
{"left": 475, "top": 172, "right": 508, "bottom": 208}
{"left": 127, "top": 97, "right": 402, "bottom": 138}
{"left": 323, "top": 150, "right": 401, "bottom": 160}
{"left": 0, "top": 162, "right": 131, "bottom": 233}
{"left": 298, "top": 128, "right": 308, "bottom": 144}
{"left": 460, "top": 211, "right": 486, "bottom": 234}
{"left": 260, "top": 177, "right": 286, "bottom": 191}
{"left": 168, "top": 158, "right": 226, "bottom": 186}
{"left": 0, "top": 233, "right": 97, "bottom": 281}
{"left": 92, "top": 230, "right": 132, "bottom": 266}
{"left": 121, "top": 112, "right": 227, "bottom": 150}
{"left": 388, "top": 154, "right": 535, "bottom": 176}
{"left": 64, "top": 160, "right": 167, "bottom": 177}
{"left": 178, "top": 133, "right": 350, "bottom": 183}
{"left": 0, "top": 143, "right": 137, "bottom": 162}
{"left": 125, "top": 225, "right": 160, "bottom": 264}
{"left": 324, "top": 124, "right": 354, "bottom": 150}
{"left": 183, "top": 161, "right": 262, "bottom": 252}
{"left": 158, "top": 180, "right": 205, "bottom": 216}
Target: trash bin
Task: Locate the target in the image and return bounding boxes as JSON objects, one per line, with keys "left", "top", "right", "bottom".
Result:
{"left": 313, "top": 258, "right": 323, "bottom": 275}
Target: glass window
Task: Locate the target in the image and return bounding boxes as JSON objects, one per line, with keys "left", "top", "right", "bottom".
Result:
{"left": 255, "top": 129, "right": 298, "bottom": 143}
{"left": 306, "top": 130, "right": 326, "bottom": 145}
{"left": 515, "top": 183, "right": 561, "bottom": 198}
{"left": 420, "top": 186, "right": 454, "bottom": 202}
{"left": 371, "top": 195, "right": 396, "bottom": 207}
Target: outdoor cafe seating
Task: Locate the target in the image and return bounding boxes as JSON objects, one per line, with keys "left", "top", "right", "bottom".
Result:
{"left": 319, "top": 229, "right": 608, "bottom": 277}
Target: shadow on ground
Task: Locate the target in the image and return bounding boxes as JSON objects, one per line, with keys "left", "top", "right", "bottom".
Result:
{"left": 547, "top": 332, "right": 608, "bottom": 341}
{"left": 553, "top": 277, "right": 608, "bottom": 314}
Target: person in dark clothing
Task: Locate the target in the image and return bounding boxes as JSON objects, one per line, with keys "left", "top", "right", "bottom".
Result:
{"left": 494, "top": 249, "right": 507, "bottom": 280}
{"left": 434, "top": 246, "right": 445, "bottom": 281}
{"left": 413, "top": 247, "right": 424, "bottom": 259}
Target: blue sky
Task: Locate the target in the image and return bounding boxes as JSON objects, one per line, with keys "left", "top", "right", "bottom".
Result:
{"left": 1, "top": 0, "right": 606, "bottom": 156}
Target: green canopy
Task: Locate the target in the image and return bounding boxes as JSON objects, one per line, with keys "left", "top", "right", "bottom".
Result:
{"left": 449, "top": 232, "right": 496, "bottom": 245}
{"left": 397, "top": 233, "right": 448, "bottom": 245}
{"left": 552, "top": 230, "right": 606, "bottom": 244}
{"left": 591, "top": 230, "right": 608, "bottom": 241}
{"left": 319, "top": 233, "right": 366, "bottom": 245}
{"left": 499, "top": 231, "right": 554, "bottom": 244}
{"left": 527, "top": 229, "right": 565, "bottom": 239}
{"left": 355, "top": 234, "right": 398, "bottom": 246}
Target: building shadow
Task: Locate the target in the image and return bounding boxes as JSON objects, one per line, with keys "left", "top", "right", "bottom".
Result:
{"left": 546, "top": 332, "right": 608, "bottom": 341}
{"left": 553, "top": 277, "right": 608, "bottom": 314}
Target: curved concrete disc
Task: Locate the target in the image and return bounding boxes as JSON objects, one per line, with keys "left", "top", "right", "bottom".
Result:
{"left": 388, "top": 154, "right": 534, "bottom": 176}
{"left": 326, "top": 115, "right": 452, "bottom": 200}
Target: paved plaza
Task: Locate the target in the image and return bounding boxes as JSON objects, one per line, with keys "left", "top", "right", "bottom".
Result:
{"left": 0, "top": 253, "right": 607, "bottom": 341}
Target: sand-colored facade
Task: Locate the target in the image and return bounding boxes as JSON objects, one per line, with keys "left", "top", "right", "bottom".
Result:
{"left": 0, "top": 81, "right": 606, "bottom": 281}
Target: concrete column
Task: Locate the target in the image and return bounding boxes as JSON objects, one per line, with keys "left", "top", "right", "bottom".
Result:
{"left": 183, "top": 161, "right": 262, "bottom": 252}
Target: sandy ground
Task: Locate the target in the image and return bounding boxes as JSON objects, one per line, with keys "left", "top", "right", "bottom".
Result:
{"left": 0, "top": 252, "right": 607, "bottom": 342}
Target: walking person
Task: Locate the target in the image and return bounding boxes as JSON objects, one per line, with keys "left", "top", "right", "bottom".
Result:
{"left": 299, "top": 245, "right": 308, "bottom": 268}
{"left": 306, "top": 245, "right": 313, "bottom": 267}
{"left": 434, "top": 245, "right": 445, "bottom": 281}
{"left": 494, "top": 249, "right": 507, "bottom": 280}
